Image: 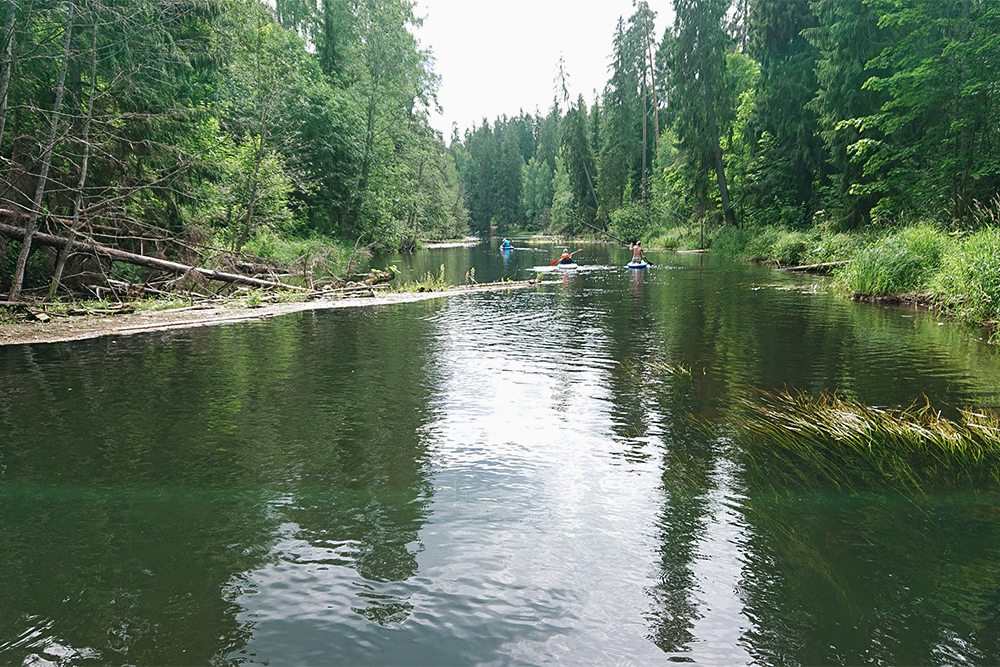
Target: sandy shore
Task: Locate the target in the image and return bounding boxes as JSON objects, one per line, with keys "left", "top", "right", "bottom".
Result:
{"left": 0, "top": 280, "right": 541, "bottom": 347}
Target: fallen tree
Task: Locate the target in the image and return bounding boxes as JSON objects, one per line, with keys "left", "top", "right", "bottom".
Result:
{"left": 0, "top": 220, "right": 308, "bottom": 294}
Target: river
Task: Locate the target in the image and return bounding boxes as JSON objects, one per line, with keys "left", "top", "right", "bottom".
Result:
{"left": 3, "top": 241, "right": 1000, "bottom": 665}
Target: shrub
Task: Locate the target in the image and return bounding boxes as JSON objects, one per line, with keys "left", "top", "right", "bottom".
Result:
{"left": 610, "top": 201, "right": 651, "bottom": 244}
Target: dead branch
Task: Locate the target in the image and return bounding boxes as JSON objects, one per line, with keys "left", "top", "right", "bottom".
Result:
{"left": 0, "top": 220, "right": 308, "bottom": 292}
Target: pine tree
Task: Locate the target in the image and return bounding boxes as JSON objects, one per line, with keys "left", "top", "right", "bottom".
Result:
{"left": 668, "top": 0, "right": 736, "bottom": 226}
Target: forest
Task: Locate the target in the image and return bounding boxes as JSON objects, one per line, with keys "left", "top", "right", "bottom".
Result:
{"left": 0, "top": 0, "right": 467, "bottom": 301}
{"left": 0, "top": 0, "right": 998, "bottom": 305}
{"left": 462, "top": 0, "right": 999, "bottom": 243}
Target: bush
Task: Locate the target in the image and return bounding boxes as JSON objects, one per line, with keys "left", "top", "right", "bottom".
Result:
{"left": 609, "top": 201, "right": 651, "bottom": 244}
{"left": 835, "top": 224, "right": 950, "bottom": 296}
{"left": 711, "top": 226, "right": 814, "bottom": 266}
{"left": 239, "top": 230, "right": 357, "bottom": 279}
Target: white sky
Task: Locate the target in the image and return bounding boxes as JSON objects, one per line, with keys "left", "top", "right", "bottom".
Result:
{"left": 414, "top": 0, "right": 675, "bottom": 139}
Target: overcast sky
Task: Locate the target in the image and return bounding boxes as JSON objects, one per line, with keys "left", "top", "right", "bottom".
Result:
{"left": 413, "top": 0, "right": 675, "bottom": 139}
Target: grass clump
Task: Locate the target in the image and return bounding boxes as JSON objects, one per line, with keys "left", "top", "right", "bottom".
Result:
{"left": 395, "top": 264, "right": 449, "bottom": 293}
{"left": 646, "top": 225, "right": 703, "bottom": 251}
{"left": 135, "top": 296, "right": 197, "bottom": 312}
{"left": 931, "top": 227, "right": 1000, "bottom": 327}
{"left": 240, "top": 230, "right": 360, "bottom": 280}
{"left": 834, "top": 224, "right": 951, "bottom": 297}
{"left": 734, "top": 388, "right": 1000, "bottom": 493}
{"left": 710, "top": 225, "right": 861, "bottom": 267}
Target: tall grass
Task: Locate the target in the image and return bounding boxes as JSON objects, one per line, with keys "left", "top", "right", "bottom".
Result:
{"left": 931, "top": 227, "right": 1000, "bottom": 326}
{"left": 733, "top": 389, "right": 1000, "bottom": 492}
{"left": 710, "top": 225, "right": 860, "bottom": 266}
{"left": 834, "top": 224, "right": 951, "bottom": 296}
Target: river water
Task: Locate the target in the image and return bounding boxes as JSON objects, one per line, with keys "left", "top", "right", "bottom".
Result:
{"left": 3, "top": 241, "right": 1000, "bottom": 665}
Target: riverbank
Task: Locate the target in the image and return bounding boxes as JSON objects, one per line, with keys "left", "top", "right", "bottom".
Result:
{"left": 0, "top": 279, "right": 541, "bottom": 347}
{"left": 685, "top": 222, "right": 1000, "bottom": 338}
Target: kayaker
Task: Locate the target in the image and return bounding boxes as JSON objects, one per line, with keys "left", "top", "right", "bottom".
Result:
{"left": 559, "top": 248, "right": 572, "bottom": 264}
{"left": 630, "top": 240, "right": 646, "bottom": 262}
{"left": 501, "top": 238, "right": 512, "bottom": 249}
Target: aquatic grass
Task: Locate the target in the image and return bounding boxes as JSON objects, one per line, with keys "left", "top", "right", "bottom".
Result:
{"left": 621, "top": 358, "right": 692, "bottom": 379}
{"left": 733, "top": 389, "right": 1000, "bottom": 493}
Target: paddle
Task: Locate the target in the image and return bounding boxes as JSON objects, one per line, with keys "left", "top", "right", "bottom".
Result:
{"left": 551, "top": 248, "right": 584, "bottom": 266}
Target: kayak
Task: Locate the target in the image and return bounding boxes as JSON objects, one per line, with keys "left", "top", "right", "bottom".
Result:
{"left": 555, "top": 261, "right": 578, "bottom": 269}
{"left": 627, "top": 260, "right": 649, "bottom": 269}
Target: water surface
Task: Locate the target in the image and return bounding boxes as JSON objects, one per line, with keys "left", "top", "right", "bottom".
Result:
{"left": 3, "top": 244, "right": 1000, "bottom": 665}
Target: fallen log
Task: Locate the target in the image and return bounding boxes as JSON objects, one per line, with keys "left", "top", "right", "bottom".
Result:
{"left": 0, "top": 221, "right": 307, "bottom": 292}
{"left": 778, "top": 260, "right": 850, "bottom": 273}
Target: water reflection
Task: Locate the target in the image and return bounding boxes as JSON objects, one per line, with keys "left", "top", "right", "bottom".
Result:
{"left": 5, "top": 251, "right": 1000, "bottom": 664}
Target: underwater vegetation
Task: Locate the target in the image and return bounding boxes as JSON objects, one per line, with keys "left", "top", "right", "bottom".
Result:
{"left": 730, "top": 389, "right": 1000, "bottom": 493}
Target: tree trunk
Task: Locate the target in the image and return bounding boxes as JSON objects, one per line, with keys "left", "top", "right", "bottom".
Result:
{"left": 0, "top": 220, "right": 307, "bottom": 291}
{"left": 703, "top": 75, "right": 736, "bottom": 227}
{"left": 10, "top": 1, "right": 75, "bottom": 302}
{"left": 50, "top": 11, "right": 98, "bottom": 299}
{"left": 0, "top": 0, "right": 16, "bottom": 148}
{"left": 646, "top": 33, "right": 660, "bottom": 153}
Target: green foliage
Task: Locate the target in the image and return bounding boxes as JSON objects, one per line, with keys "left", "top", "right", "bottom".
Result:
{"left": 856, "top": 0, "right": 1000, "bottom": 224}
{"left": 521, "top": 155, "right": 554, "bottom": 231}
{"left": 835, "top": 224, "right": 951, "bottom": 296}
{"left": 110, "top": 261, "right": 145, "bottom": 284}
{"left": 0, "top": 0, "right": 467, "bottom": 298}
{"left": 598, "top": 3, "right": 658, "bottom": 212}
{"left": 645, "top": 225, "right": 702, "bottom": 251}
{"left": 710, "top": 223, "right": 863, "bottom": 266}
{"left": 610, "top": 201, "right": 651, "bottom": 244}
{"left": 549, "top": 156, "right": 577, "bottom": 234}
{"left": 932, "top": 226, "right": 1000, "bottom": 326}
{"left": 0, "top": 241, "right": 49, "bottom": 293}
{"left": 241, "top": 229, "right": 355, "bottom": 279}
{"left": 559, "top": 96, "right": 599, "bottom": 232}
{"left": 738, "top": 0, "right": 824, "bottom": 226}
{"left": 665, "top": 0, "right": 737, "bottom": 225}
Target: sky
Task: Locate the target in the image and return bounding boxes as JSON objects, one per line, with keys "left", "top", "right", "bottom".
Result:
{"left": 413, "top": 0, "right": 675, "bottom": 139}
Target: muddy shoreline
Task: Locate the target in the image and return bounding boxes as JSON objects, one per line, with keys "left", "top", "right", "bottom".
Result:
{"left": 0, "top": 280, "right": 541, "bottom": 347}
